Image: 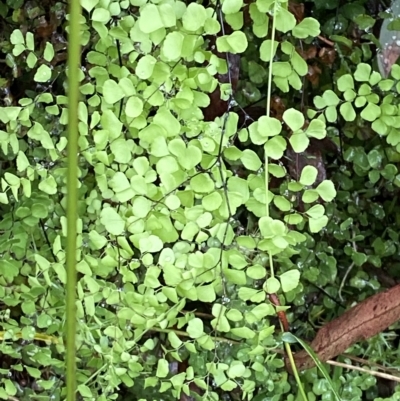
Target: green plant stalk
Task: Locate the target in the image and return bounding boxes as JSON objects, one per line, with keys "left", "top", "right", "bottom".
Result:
{"left": 285, "top": 342, "right": 308, "bottom": 401}
{"left": 265, "top": 2, "right": 276, "bottom": 117}
{"left": 265, "top": 2, "right": 277, "bottom": 277}
{"left": 265, "top": 162, "right": 275, "bottom": 277}
{"left": 264, "top": 3, "right": 307, "bottom": 400}
{"left": 66, "top": 0, "right": 81, "bottom": 399}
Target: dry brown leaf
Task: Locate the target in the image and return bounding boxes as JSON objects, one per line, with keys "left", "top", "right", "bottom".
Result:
{"left": 288, "top": 1, "right": 304, "bottom": 22}
{"left": 298, "top": 46, "right": 318, "bottom": 60}
{"left": 379, "top": 42, "right": 400, "bottom": 78}
{"left": 319, "top": 47, "right": 336, "bottom": 66}
{"left": 307, "top": 64, "right": 322, "bottom": 87}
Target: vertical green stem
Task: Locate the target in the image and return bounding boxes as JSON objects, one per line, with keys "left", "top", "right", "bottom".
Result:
{"left": 285, "top": 342, "right": 309, "bottom": 401}
{"left": 265, "top": 160, "right": 274, "bottom": 277}
{"left": 266, "top": 1, "right": 277, "bottom": 117}
{"left": 265, "top": 3, "right": 279, "bottom": 279}
{"left": 66, "top": 0, "right": 81, "bottom": 399}
{"left": 264, "top": 3, "right": 308, "bottom": 400}
{"left": 265, "top": 2, "right": 277, "bottom": 278}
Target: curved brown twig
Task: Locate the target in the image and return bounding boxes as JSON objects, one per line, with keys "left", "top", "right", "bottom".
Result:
{"left": 286, "top": 283, "right": 400, "bottom": 372}
{"left": 269, "top": 293, "right": 290, "bottom": 332}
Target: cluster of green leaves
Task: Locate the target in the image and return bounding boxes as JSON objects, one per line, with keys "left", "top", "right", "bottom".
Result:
{"left": 243, "top": 0, "right": 400, "bottom": 399}
{"left": 243, "top": 108, "right": 335, "bottom": 236}
{"left": 9, "top": 29, "right": 55, "bottom": 82}
{"left": 310, "top": 62, "right": 400, "bottom": 188}
{"left": 286, "top": 5, "right": 400, "bottom": 398}
{"left": 1, "top": 0, "right": 400, "bottom": 400}
{"left": 236, "top": 0, "right": 319, "bottom": 106}
{"left": 312, "top": 0, "right": 377, "bottom": 62}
